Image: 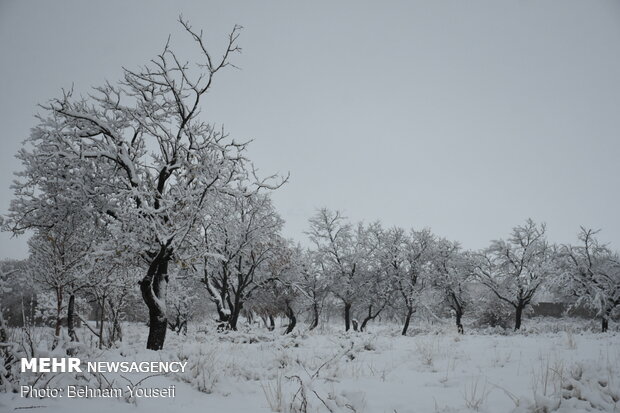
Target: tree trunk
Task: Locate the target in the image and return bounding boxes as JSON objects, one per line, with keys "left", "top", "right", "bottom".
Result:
{"left": 52, "top": 286, "right": 63, "bottom": 350}
{"left": 0, "top": 308, "right": 16, "bottom": 386}
{"left": 449, "top": 293, "right": 464, "bottom": 334}
{"left": 0, "top": 310, "right": 8, "bottom": 345}
{"left": 98, "top": 297, "right": 106, "bottom": 349}
{"left": 360, "top": 304, "right": 385, "bottom": 332}
{"left": 226, "top": 295, "right": 235, "bottom": 322}
{"left": 227, "top": 283, "right": 248, "bottom": 331}
{"left": 54, "top": 288, "right": 63, "bottom": 337}
{"left": 203, "top": 264, "right": 230, "bottom": 322}
{"left": 514, "top": 305, "right": 523, "bottom": 331}
{"left": 229, "top": 311, "right": 239, "bottom": 330}
{"left": 344, "top": 302, "right": 352, "bottom": 331}
{"left": 402, "top": 306, "right": 414, "bottom": 336}
{"left": 21, "top": 296, "right": 27, "bottom": 327}
{"left": 113, "top": 315, "right": 122, "bottom": 342}
{"left": 140, "top": 247, "right": 170, "bottom": 350}
{"left": 228, "top": 298, "right": 243, "bottom": 331}
{"left": 217, "top": 308, "right": 230, "bottom": 322}
{"left": 455, "top": 309, "right": 464, "bottom": 334}
{"left": 67, "top": 293, "right": 78, "bottom": 342}
{"left": 284, "top": 302, "right": 296, "bottom": 335}
{"left": 360, "top": 305, "right": 373, "bottom": 332}
{"left": 309, "top": 301, "right": 319, "bottom": 330}
{"left": 602, "top": 316, "right": 609, "bottom": 333}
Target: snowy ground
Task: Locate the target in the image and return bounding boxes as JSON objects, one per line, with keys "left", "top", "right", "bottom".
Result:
{"left": 2, "top": 319, "right": 619, "bottom": 413}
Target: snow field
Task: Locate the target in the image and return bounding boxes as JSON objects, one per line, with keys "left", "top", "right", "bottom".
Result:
{"left": 2, "top": 320, "right": 619, "bottom": 413}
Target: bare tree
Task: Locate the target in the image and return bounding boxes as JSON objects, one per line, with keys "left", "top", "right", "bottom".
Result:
{"left": 393, "top": 229, "right": 436, "bottom": 336}
{"left": 26, "top": 218, "right": 93, "bottom": 349}
{"left": 307, "top": 209, "right": 376, "bottom": 331}
{"left": 248, "top": 242, "right": 303, "bottom": 334}
{"left": 7, "top": 18, "right": 283, "bottom": 350}
{"left": 0, "top": 262, "right": 21, "bottom": 390}
{"left": 560, "top": 228, "right": 620, "bottom": 332}
{"left": 80, "top": 259, "right": 137, "bottom": 349}
{"left": 474, "top": 219, "right": 555, "bottom": 331}
{"left": 298, "top": 250, "right": 330, "bottom": 330}
{"left": 203, "top": 192, "right": 285, "bottom": 330}
{"left": 432, "top": 238, "right": 470, "bottom": 334}
{"left": 358, "top": 223, "right": 393, "bottom": 332}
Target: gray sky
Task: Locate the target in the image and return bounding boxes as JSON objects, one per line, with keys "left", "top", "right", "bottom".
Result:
{"left": 1, "top": 0, "right": 620, "bottom": 259}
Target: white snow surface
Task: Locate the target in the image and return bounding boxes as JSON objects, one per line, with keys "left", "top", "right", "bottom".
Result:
{"left": 2, "top": 319, "right": 619, "bottom": 413}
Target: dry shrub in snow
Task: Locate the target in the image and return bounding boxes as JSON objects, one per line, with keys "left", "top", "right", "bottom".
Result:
{"left": 173, "top": 346, "right": 220, "bottom": 394}
{"left": 414, "top": 337, "right": 446, "bottom": 368}
{"left": 262, "top": 373, "right": 367, "bottom": 413}
{"left": 462, "top": 376, "right": 492, "bottom": 411}
{"left": 514, "top": 360, "right": 620, "bottom": 412}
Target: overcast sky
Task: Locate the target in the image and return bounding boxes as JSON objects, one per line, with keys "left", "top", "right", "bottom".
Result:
{"left": 1, "top": 0, "right": 619, "bottom": 259}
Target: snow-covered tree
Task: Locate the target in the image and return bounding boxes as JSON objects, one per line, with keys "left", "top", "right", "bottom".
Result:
{"left": 26, "top": 219, "right": 93, "bottom": 348}
{"left": 474, "top": 219, "right": 555, "bottom": 331}
{"left": 307, "top": 209, "right": 377, "bottom": 331}
{"left": 357, "top": 223, "right": 393, "bottom": 332}
{"left": 80, "top": 257, "right": 138, "bottom": 348}
{"left": 248, "top": 241, "right": 303, "bottom": 334}
{"left": 5, "top": 123, "right": 101, "bottom": 346}
{"left": 560, "top": 228, "right": 620, "bottom": 332}
{"left": 203, "top": 192, "right": 285, "bottom": 330}
{"left": 391, "top": 228, "right": 436, "bottom": 336}
{"left": 432, "top": 238, "right": 471, "bottom": 334}
{"left": 7, "top": 19, "right": 283, "bottom": 350}
{"left": 166, "top": 267, "right": 203, "bottom": 335}
{"left": 0, "top": 262, "right": 21, "bottom": 391}
{"left": 297, "top": 249, "right": 330, "bottom": 330}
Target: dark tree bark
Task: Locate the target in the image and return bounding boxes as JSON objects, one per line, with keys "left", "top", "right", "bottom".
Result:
{"left": 455, "top": 310, "right": 464, "bottom": 334}
{"left": 309, "top": 302, "right": 319, "bottom": 330}
{"left": 112, "top": 316, "right": 123, "bottom": 341}
{"left": 0, "top": 311, "right": 8, "bottom": 345}
{"left": 514, "top": 304, "right": 524, "bottom": 331}
{"left": 226, "top": 294, "right": 237, "bottom": 328}
{"left": 229, "top": 311, "right": 239, "bottom": 330}
{"left": 140, "top": 247, "right": 170, "bottom": 350}
{"left": 67, "top": 293, "right": 78, "bottom": 342}
{"left": 203, "top": 263, "right": 230, "bottom": 322}
{"left": 268, "top": 314, "right": 275, "bottom": 331}
{"left": 0, "top": 309, "right": 16, "bottom": 385}
{"left": 217, "top": 308, "right": 230, "bottom": 322}
{"left": 284, "top": 302, "right": 296, "bottom": 334}
{"left": 402, "top": 306, "right": 414, "bottom": 336}
{"left": 228, "top": 296, "right": 243, "bottom": 331}
{"left": 448, "top": 292, "right": 464, "bottom": 334}
{"left": 600, "top": 306, "right": 614, "bottom": 333}
{"left": 344, "top": 302, "right": 352, "bottom": 331}
{"left": 54, "top": 288, "right": 63, "bottom": 337}
{"left": 98, "top": 297, "right": 105, "bottom": 349}
{"left": 360, "top": 304, "right": 386, "bottom": 332}
{"left": 51, "top": 287, "right": 63, "bottom": 350}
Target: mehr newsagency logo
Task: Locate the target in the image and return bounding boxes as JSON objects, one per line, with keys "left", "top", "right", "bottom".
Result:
{"left": 19, "top": 357, "right": 186, "bottom": 399}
